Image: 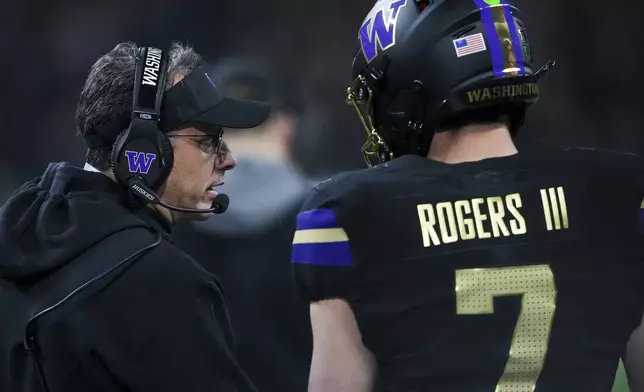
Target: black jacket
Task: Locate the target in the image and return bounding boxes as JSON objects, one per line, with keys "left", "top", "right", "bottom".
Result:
{"left": 172, "top": 158, "right": 315, "bottom": 392}
{"left": 0, "top": 162, "right": 257, "bottom": 392}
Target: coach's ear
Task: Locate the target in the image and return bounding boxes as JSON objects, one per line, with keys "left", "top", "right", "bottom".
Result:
{"left": 308, "top": 299, "right": 376, "bottom": 392}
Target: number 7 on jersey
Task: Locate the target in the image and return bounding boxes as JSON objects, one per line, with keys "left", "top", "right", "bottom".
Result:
{"left": 455, "top": 265, "right": 557, "bottom": 392}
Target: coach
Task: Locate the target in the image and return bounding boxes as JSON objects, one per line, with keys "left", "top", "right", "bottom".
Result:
{"left": 0, "top": 42, "right": 270, "bottom": 392}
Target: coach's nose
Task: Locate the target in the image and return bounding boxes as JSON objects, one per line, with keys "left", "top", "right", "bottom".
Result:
{"left": 215, "top": 149, "right": 237, "bottom": 172}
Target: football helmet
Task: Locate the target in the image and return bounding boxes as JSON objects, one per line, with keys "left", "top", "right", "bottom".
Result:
{"left": 346, "top": 0, "right": 555, "bottom": 167}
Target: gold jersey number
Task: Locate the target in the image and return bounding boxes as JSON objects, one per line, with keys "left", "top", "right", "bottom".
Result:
{"left": 455, "top": 265, "right": 557, "bottom": 392}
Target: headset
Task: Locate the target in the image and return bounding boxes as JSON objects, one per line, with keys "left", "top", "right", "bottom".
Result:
{"left": 110, "top": 46, "right": 229, "bottom": 215}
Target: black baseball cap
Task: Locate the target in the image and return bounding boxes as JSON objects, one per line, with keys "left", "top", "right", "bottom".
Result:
{"left": 84, "top": 64, "right": 272, "bottom": 148}
{"left": 161, "top": 65, "right": 272, "bottom": 131}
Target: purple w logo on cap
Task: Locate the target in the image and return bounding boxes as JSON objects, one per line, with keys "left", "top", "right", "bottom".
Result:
{"left": 125, "top": 151, "right": 157, "bottom": 174}
{"left": 359, "top": 0, "right": 408, "bottom": 63}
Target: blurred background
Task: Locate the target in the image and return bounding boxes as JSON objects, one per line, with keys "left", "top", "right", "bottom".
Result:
{"left": 3, "top": 0, "right": 644, "bottom": 190}
{"left": 2, "top": 0, "right": 641, "bottom": 390}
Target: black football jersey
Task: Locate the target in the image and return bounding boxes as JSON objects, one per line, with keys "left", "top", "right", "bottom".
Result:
{"left": 291, "top": 147, "right": 644, "bottom": 392}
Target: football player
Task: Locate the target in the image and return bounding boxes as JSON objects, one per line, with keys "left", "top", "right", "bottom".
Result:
{"left": 291, "top": 0, "right": 644, "bottom": 391}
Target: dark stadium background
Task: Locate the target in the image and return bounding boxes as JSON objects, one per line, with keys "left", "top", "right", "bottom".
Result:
{"left": 1, "top": 0, "right": 641, "bottom": 390}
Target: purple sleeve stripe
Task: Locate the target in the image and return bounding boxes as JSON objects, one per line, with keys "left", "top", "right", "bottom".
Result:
{"left": 296, "top": 209, "right": 340, "bottom": 230}
{"left": 290, "top": 241, "right": 353, "bottom": 266}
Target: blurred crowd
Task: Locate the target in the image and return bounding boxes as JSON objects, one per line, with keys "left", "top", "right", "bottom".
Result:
{"left": 2, "top": 0, "right": 643, "bottom": 390}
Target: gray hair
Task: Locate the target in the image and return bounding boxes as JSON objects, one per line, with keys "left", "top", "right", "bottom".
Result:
{"left": 76, "top": 41, "right": 203, "bottom": 170}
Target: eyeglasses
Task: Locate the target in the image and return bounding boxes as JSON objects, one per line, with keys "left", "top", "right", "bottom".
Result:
{"left": 168, "top": 129, "right": 225, "bottom": 159}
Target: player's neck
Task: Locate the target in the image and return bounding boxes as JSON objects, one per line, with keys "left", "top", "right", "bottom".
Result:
{"left": 427, "top": 123, "right": 517, "bottom": 164}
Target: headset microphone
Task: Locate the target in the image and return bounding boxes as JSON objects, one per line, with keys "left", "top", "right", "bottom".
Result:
{"left": 129, "top": 177, "right": 229, "bottom": 214}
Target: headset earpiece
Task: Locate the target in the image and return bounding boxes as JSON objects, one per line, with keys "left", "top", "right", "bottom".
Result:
{"left": 110, "top": 46, "right": 172, "bottom": 192}
{"left": 110, "top": 129, "right": 127, "bottom": 186}
{"left": 111, "top": 126, "right": 174, "bottom": 190}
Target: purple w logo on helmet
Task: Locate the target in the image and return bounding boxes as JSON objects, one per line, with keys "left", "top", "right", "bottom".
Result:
{"left": 359, "top": 0, "right": 408, "bottom": 63}
{"left": 125, "top": 151, "right": 157, "bottom": 174}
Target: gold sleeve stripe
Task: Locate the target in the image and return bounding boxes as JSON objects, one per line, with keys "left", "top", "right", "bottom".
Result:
{"left": 292, "top": 228, "right": 349, "bottom": 244}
